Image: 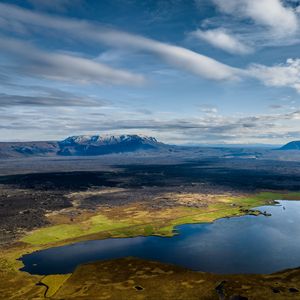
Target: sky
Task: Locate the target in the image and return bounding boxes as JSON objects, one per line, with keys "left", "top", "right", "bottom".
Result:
{"left": 1, "top": 0, "right": 300, "bottom": 144}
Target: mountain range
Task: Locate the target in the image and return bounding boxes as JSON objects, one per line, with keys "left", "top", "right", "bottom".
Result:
{"left": 0, "top": 135, "right": 299, "bottom": 158}
{"left": 0, "top": 135, "right": 165, "bottom": 158}
{"left": 57, "top": 135, "right": 162, "bottom": 156}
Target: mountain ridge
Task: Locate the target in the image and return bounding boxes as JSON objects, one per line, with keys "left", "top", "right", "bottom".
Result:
{"left": 58, "top": 134, "right": 162, "bottom": 156}
{"left": 1, "top": 136, "right": 299, "bottom": 158}
{"left": 0, "top": 134, "right": 165, "bottom": 158}
{"left": 280, "top": 141, "right": 300, "bottom": 150}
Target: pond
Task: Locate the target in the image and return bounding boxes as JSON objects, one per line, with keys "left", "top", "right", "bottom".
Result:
{"left": 20, "top": 200, "right": 300, "bottom": 275}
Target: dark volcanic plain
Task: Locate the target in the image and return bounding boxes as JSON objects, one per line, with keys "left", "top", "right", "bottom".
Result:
{"left": 1, "top": 147, "right": 300, "bottom": 299}
{"left": 1, "top": 147, "right": 300, "bottom": 244}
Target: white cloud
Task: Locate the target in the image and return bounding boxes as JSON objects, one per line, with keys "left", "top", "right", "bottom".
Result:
{"left": 248, "top": 58, "right": 300, "bottom": 92}
{"left": 89, "top": 29, "right": 240, "bottom": 80}
{"left": 1, "top": 3, "right": 300, "bottom": 93}
{"left": 190, "top": 28, "right": 253, "bottom": 54}
{"left": 2, "top": 103, "right": 300, "bottom": 144}
{"left": 212, "top": 0, "right": 299, "bottom": 36}
{"left": 0, "top": 37, "right": 145, "bottom": 86}
{"left": 0, "top": 3, "right": 239, "bottom": 81}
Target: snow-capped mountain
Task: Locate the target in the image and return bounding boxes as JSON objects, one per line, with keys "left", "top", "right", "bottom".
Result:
{"left": 57, "top": 134, "right": 163, "bottom": 156}
{"left": 0, "top": 134, "right": 166, "bottom": 158}
{"left": 60, "top": 134, "right": 158, "bottom": 146}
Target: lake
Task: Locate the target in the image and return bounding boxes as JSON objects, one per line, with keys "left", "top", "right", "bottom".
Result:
{"left": 20, "top": 200, "right": 300, "bottom": 275}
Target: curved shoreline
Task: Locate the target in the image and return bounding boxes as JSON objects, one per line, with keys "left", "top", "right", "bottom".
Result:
{"left": 2, "top": 193, "right": 300, "bottom": 299}
{"left": 19, "top": 199, "right": 300, "bottom": 276}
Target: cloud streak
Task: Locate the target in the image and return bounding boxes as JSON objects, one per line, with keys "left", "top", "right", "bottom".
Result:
{"left": 0, "top": 0, "right": 300, "bottom": 92}
{"left": 2, "top": 2, "right": 300, "bottom": 93}
{"left": 0, "top": 3, "right": 240, "bottom": 81}
{"left": 190, "top": 28, "right": 253, "bottom": 54}
{"left": 3, "top": 2, "right": 300, "bottom": 93}
{"left": 0, "top": 92, "right": 107, "bottom": 107}
{"left": 0, "top": 36, "right": 145, "bottom": 86}
{"left": 1, "top": 103, "right": 299, "bottom": 144}
{"left": 212, "top": 0, "right": 299, "bottom": 37}
{"left": 249, "top": 58, "right": 300, "bottom": 92}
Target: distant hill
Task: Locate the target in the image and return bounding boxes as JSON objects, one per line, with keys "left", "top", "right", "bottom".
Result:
{"left": 280, "top": 141, "right": 300, "bottom": 150}
{"left": 0, "top": 141, "right": 58, "bottom": 158}
{"left": 0, "top": 134, "right": 165, "bottom": 158}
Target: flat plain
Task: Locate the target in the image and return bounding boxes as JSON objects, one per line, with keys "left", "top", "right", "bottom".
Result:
{"left": 1, "top": 148, "right": 300, "bottom": 299}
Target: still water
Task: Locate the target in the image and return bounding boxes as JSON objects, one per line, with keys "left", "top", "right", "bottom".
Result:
{"left": 20, "top": 200, "right": 300, "bottom": 275}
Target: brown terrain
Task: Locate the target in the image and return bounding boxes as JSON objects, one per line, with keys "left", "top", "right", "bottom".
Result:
{"left": 1, "top": 151, "right": 300, "bottom": 299}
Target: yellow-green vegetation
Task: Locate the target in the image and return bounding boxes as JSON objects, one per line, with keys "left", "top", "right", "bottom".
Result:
{"left": 0, "top": 245, "right": 71, "bottom": 299}
{"left": 1, "top": 191, "right": 300, "bottom": 299}
{"left": 40, "top": 274, "right": 71, "bottom": 297}
{"left": 235, "top": 191, "right": 300, "bottom": 205}
{"left": 51, "top": 257, "right": 300, "bottom": 300}
{"left": 21, "top": 191, "right": 300, "bottom": 246}
{"left": 21, "top": 214, "right": 133, "bottom": 245}
{"left": 0, "top": 246, "right": 44, "bottom": 300}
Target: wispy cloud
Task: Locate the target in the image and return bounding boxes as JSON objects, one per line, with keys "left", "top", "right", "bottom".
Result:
{"left": 0, "top": 92, "right": 107, "bottom": 107}
{"left": 2, "top": 2, "right": 300, "bottom": 93}
{"left": 212, "top": 0, "right": 299, "bottom": 37}
{"left": 0, "top": 3, "right": 239, "bottom": 81}
{"left": 0, "top": 36, "right": 145, "bottom": 86}
{"left": 190, "top": 28, "right": 253, "bottom": 54}
{"left": 1, "top": 103, "right": 299, "bottom": 144}
{"left": 248, "top": 58, "right": 300, "bottom": 92}
{"left": 3, "top": 2, "right": 300, "bottom": 94}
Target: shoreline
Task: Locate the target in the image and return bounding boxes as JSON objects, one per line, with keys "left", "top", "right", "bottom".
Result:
{"left": 2, "top": 193, "right": 300, "bottom": 299}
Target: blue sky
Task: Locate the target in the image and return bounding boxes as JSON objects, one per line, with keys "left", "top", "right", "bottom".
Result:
{"left": 1, "top": 0, "right": 300, "bottom": 144}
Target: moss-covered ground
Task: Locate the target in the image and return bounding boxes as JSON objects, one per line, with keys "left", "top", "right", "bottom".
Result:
{"left": 2, "top": 191, "right": 300, "bottom": 299}
{"left": 52, "top": 257, "right": 300, "bottom": 300}
{"left": 21, "top": 192, "right": 300, "bottom": 245}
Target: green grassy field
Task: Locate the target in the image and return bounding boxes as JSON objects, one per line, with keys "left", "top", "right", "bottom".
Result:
{"left": 21, "top": 192, "right": 300, "bottom": 245}
{"left": 2, "top": 191, "right": 300, "bottom": 299}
